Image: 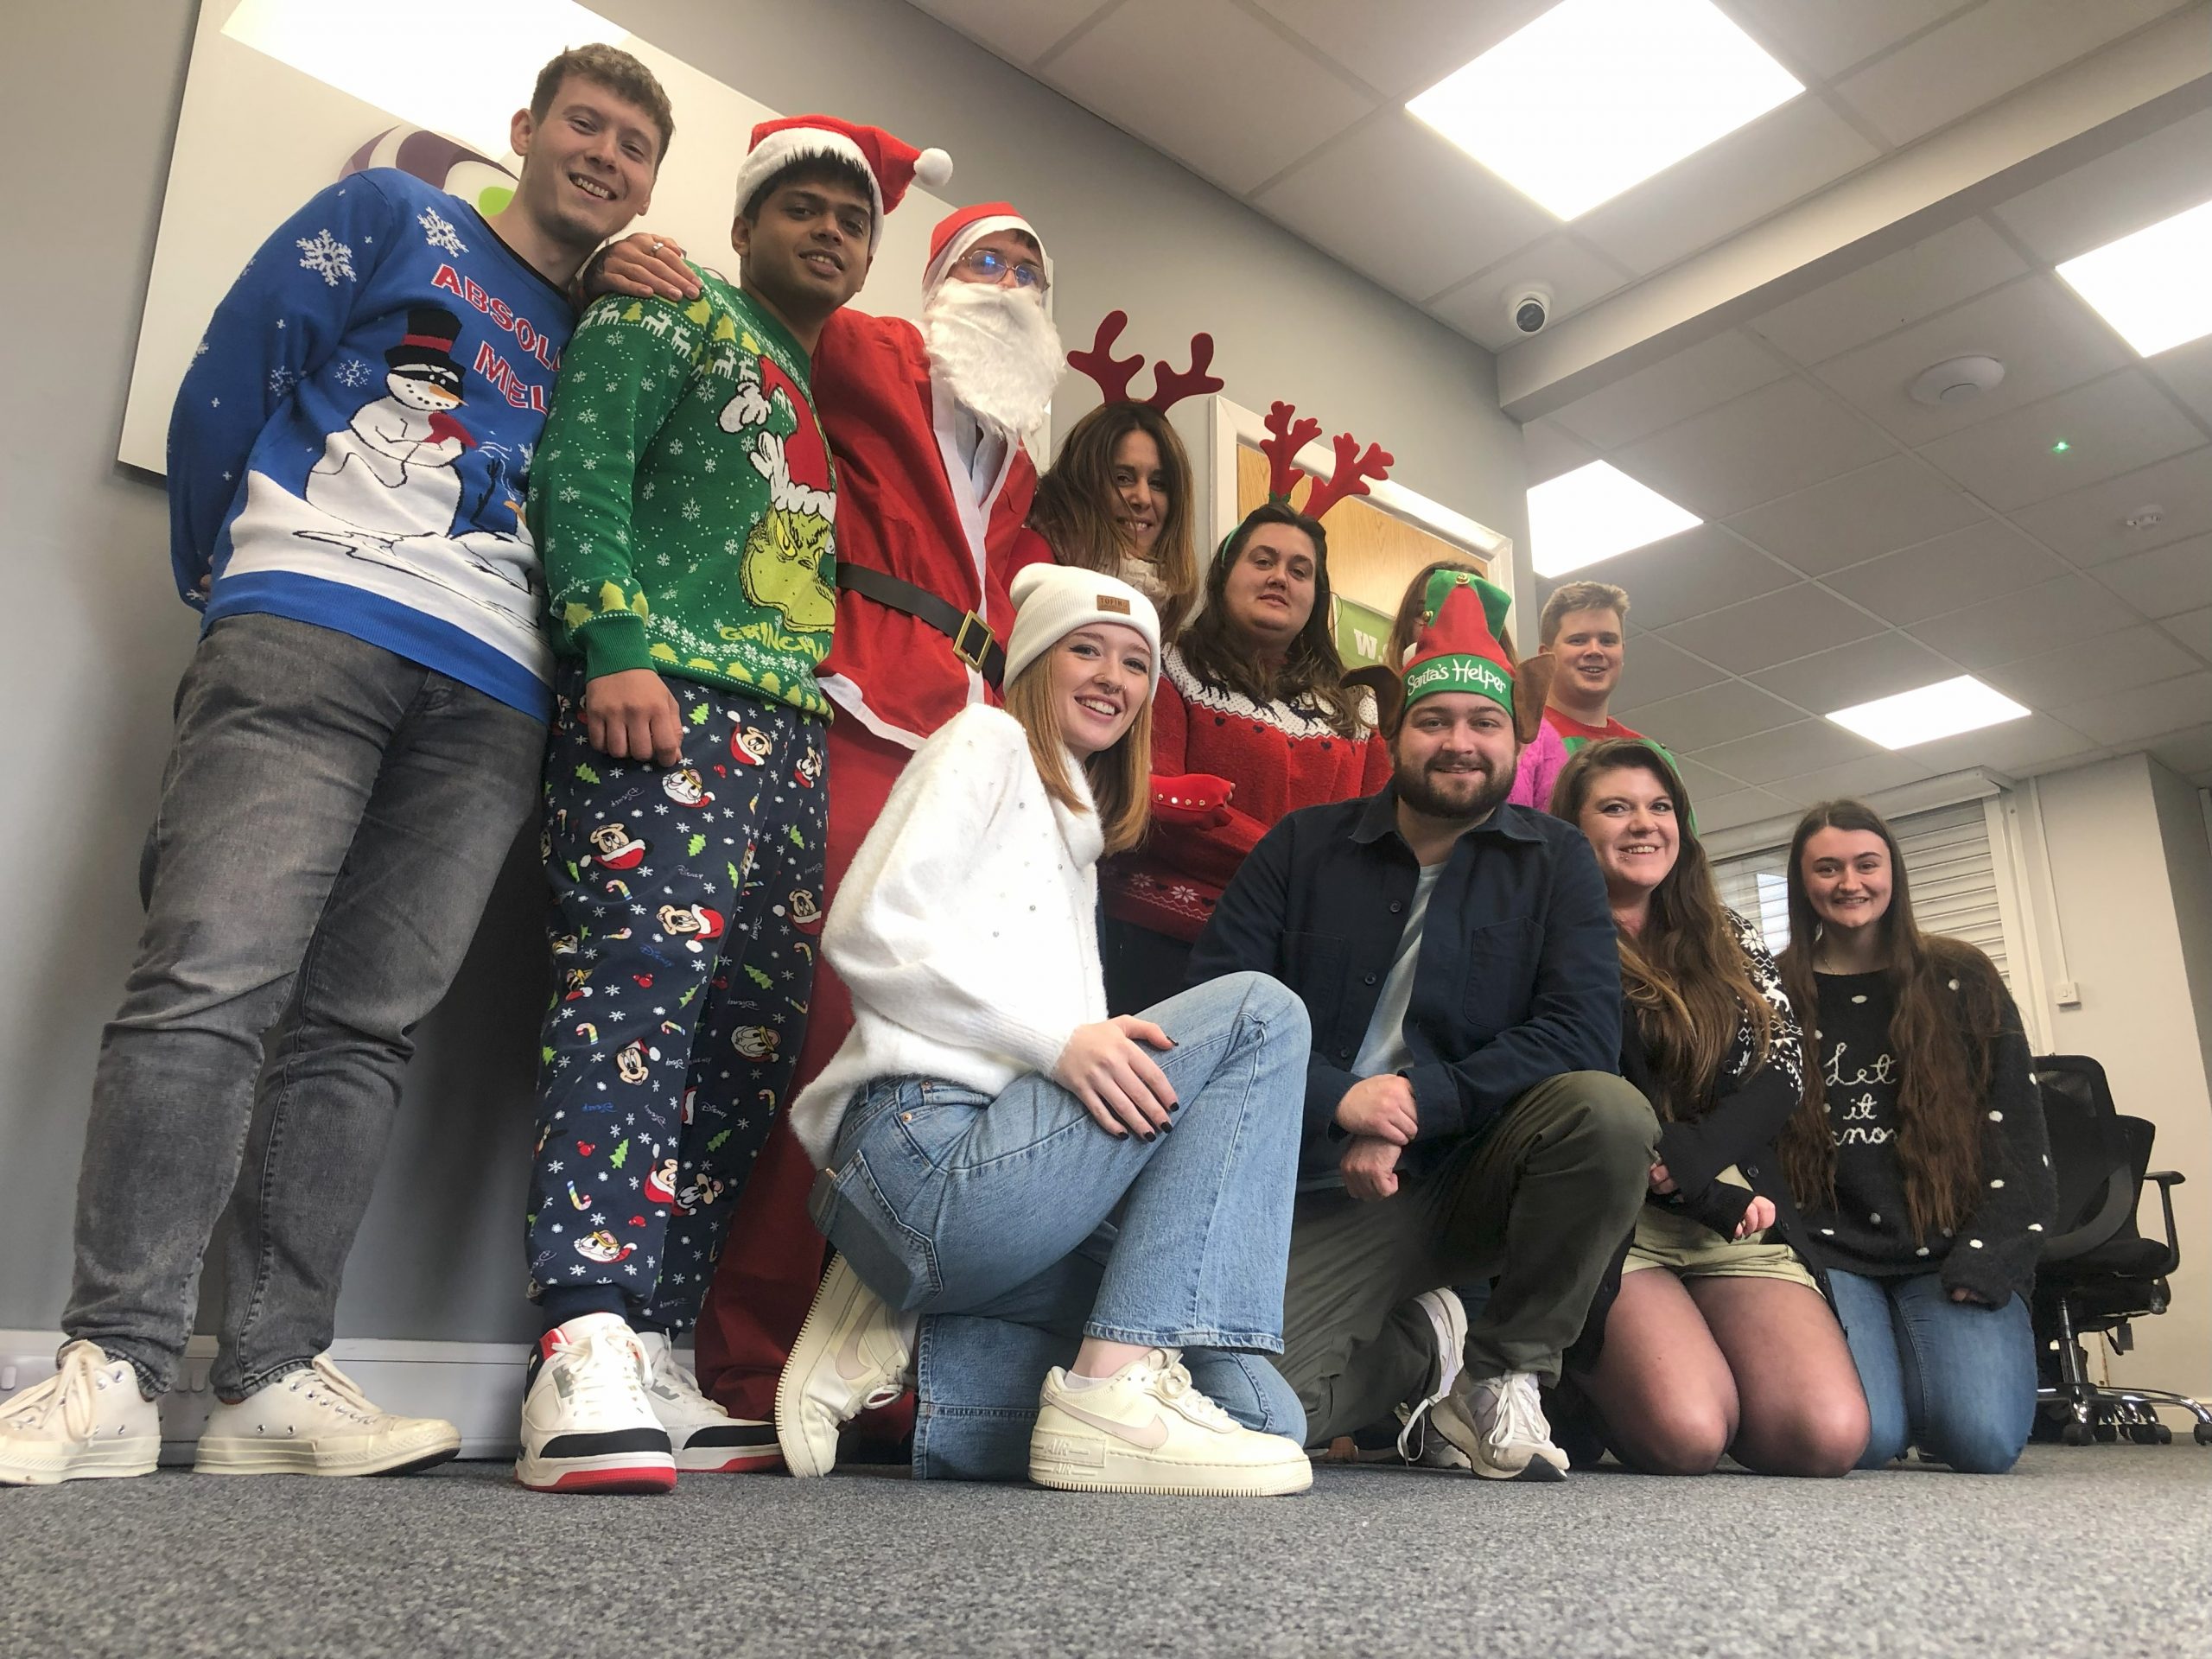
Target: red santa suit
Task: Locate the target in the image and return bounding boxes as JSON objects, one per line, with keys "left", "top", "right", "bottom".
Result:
{"left": 696, "top": 205, "right": 1052, "bottom": 1422}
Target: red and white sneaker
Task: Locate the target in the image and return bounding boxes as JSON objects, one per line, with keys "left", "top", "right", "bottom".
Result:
{"left": 635, "top": 1331, "right": 780, "bottom": 1473}
{"left": 514, "top": 1314, "right": 675, "bottom": 1494}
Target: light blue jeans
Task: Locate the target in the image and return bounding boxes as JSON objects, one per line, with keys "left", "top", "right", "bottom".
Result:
{"left": 810, "top": 972, "right": 1310, "bottom": 1480}
{"left": 1828, "top": 1268, "right": 2037, "bottom": 1473}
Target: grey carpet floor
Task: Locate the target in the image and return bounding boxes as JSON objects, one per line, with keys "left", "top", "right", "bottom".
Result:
{"left": 3, "top": 1446, "right": 2207, "bottom": 1658}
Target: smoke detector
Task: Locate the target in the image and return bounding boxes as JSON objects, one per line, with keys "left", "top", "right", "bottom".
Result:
{"left": 2124, "top": 505, "right": 2165, "bottom": 531}
{"left": 1908, "top": 354, "right": 2005, "bottom": 407}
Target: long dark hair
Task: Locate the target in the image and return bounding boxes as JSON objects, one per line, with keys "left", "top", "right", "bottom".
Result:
{"left": 1027, "top": 403, "right": 1198, "bottom": 638}
{"left": 1776, "top": 799, "right": 2009, "bottom": 1239}
{"left": 1174, "top": 502, "right": 1368, "bottom": 739}
{"left": 1551, "top": 739, "right": 1777, "bottom": 1120}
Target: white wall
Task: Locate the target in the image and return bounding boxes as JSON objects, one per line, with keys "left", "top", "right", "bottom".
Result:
{"left": 0, "top": 0, "right": 1527, "bottom": 1344}
{"left": 2021, "top": 753, "right": 2212, "bottom": 1401}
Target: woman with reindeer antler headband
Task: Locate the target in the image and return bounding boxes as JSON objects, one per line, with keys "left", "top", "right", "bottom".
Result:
{"left": 1101, "top": 402, "right": 1397, "bottom": 1015}
{"left": 1020, "top": 311, "right": 1221, "bottom": 639}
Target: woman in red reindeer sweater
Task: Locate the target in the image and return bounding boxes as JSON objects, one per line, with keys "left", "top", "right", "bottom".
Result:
{"left": 1103, "top": 404, "right": 1395, "bottom": 1013}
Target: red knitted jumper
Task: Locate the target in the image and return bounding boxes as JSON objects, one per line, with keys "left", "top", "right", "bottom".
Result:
{"left": 1104, "top": 646, "right": 1392, "bottom": 943}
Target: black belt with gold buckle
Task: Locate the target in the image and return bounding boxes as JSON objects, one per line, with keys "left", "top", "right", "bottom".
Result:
{"left": 836, "top": 563, "right": 1006, "bottom": 688}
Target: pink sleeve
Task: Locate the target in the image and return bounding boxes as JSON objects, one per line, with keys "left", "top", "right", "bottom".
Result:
{"left": 1510, "top": 723, "right": 1567, "bottom": 812}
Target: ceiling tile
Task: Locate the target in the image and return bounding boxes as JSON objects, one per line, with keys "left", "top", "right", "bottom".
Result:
{"left": 1674, "top": 752, "right": 1751, "bottom": 797}
{"left": 1250, "top": 111, "right": 1556, "bottom": 302}
{"left": 1251, "top": 0, "right": 1556, "bottom": 99}
{"left": 1658, "top": 583, "right": 1884, "bottom": 674}
{"left": 1691, "top": 718, "right": 1886, "bottom": 785}
{"left": 1045, "top": 0, "right": 1375, "bottom": 195}
{"left": 2010, "top": 446, "right": 2212, "bottom": 567}
{"left": 2054, "top": 671, "right": 2212, "bottom": 746}
{"left": 1904, "top": 573, "right": 2139, "bottom": 669}
{"left": 1982, "top": 624, "right": 2204, "bottom": 709}
{"left": 2149, "top": 333, "right": 2212, "bottom": 427}
{"left": 2162, "top": 605, "right": 2212, "bottom": 658}
{"left": 1539, "top": 524, "right": 1800, "bottom": 631}
{"left": 1727, "top": 0, "right": 1978, "bottom": 79}
{"left": 2096, "top": 532, "right": 2212, "bottom": 619}
{"left": 1726, "top": 453, "right": 1988, "bottom": 575}
{"left": 1522, "top": 418, "right": 1598, "bottom": 487}
{"left": 1573, "top": 98, "right": 1881, "bottom": 276}
{"left": 1764, "top": 751, "right": 1938, "bottom": 808}
{"left": 2143, "top": 721, "right": 2212, "bottom": 779}
{"left": 1914, "top": 370, "right": 2203, "bottom": 512}
{"left": 1614, "top": 632, "right": 1732, "bottom": 707}
{"left": 1748, "top": 629, "right": 1960, "bottom": 711}
{"left": 1548, "top": 329, "right": 1789, "bottom": 452}
{"left": 1618, "top": 677, "right": 1805, "bottom": 750}
{"left": 1812, "top": 275, "right": 2130, "bottom": 446}
{"left": 1615, "top": 377, "right": 1894, "bottom": 520}
{"left": 910, "top": 0, "right": 1109, "bottom": 65}
{"left": 1750, "top": 217, "right": 2030, "bottom": 366}
{"left": 1990, "top": 106, "right": 2212, "bottom": 264}
{"left": 1696, "top": 786, "right": 1801, "bottom": 834}
{"left": 1901, "top": 710, "right": 2103, "bottom": 775}
{"left": 1432, "top": 234, "right": 1632, "bottom": 349}
{"left": 1833, "top": 0, "right": 2187, "bottom": 149}
{"left": 1821, "top": 519, "right": 2070, "bottom": 625}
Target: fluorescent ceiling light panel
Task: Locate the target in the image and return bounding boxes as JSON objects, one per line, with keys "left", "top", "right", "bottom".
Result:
{"left": 1407, "top": 0, "right": 1802, "bottom": 219}
{"left": 1826, "top": 677, "right": 2029, "bottom": 751}
{"left": 2056, "top": 197, "right": 2212, "bottom": 358}
{"left": 1528, "top": 461, "right": 1701, "bottom": 577}
{"left": 224, "top": 0, "right": 624, "bottom": 158}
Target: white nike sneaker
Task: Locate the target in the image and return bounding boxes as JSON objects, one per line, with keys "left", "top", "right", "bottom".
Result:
{"left": 0, "top": 1341, "right": 161, "bottom": 1486}
{"left": 1395, "top": 1288, "right": 1472, "bottom": 1470}
{"left": 1029, "top": 1349, "right": 1313, "bottom": 1497}
{"left": 635, "top": 1330, "right": 780, "bottom": 1473}
{"left": 515, "top": 1313, "right": 676, "bottom": 1494}
{"left": 775, "top": 1253, "right": 912, "bottom": 1478}
{"left": 195, "top": 1353, "right": 460, "bottom": 1476}
{"left": 1429, "top": 1370, "right": 1569, "bottom": 1482}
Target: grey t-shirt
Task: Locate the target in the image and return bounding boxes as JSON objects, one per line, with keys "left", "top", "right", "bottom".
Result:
{"left": 1351, "top": 861, "right": 1445, "bottom": 1079}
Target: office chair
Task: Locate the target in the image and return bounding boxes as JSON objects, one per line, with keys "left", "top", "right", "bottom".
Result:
{"left": 2031, "top": 1053, "right": 2212, "bottom": 1446}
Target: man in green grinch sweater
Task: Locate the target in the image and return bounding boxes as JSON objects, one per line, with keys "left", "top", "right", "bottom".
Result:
{"left": 514, "top": 116, "right": 950, "bottom": 1495}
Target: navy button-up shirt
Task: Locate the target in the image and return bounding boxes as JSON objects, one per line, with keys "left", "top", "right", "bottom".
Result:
{"left": 1190, "top": 784, "right": 1623, "bottom": 1176}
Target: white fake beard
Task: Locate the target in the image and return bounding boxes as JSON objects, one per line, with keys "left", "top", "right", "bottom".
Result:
{"left": 921, "top": 279, "right": 1065, "bottom": 443}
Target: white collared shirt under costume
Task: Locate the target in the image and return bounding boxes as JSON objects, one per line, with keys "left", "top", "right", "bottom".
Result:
{"left": 787, "top": 704, "right": 1108, "bottom": 1165}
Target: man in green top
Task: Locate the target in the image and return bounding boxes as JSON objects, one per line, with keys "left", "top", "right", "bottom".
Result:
{"left": 515, "top": 115, "right": 950, "bottom": 1495}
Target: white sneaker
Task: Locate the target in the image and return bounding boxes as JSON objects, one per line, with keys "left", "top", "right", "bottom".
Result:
{"left": 0, "top": 1341, "right": 161, "bottom": 1486}
{"left": 1429, "top": 1370, "right": 1569, "bottom": 1482}
{"left": 195, "top": 1354, "right": 460, "bottom": 1477}
{"left": 775, "top": 1253, "right": 912, "bottom": 1478}
{"left": 515, "top": 1313, "right": 676, "bottom": 1494}
{"left": 1030, "top": 1349, "right": 1313, "bottom": 1497}
{"left": 635, "top": 1331, "right": 780, "bottom": 1473}
{"left": 1395, "top": 1289, "right": 1472, "bottom": 1470}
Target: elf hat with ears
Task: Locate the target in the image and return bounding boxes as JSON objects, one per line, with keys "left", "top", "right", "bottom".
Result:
{"left": 1402, "top": 570, "right": 1516, "bottom": 719}
{"left": 730, "top": 115, "right": 950, "bottom": 248}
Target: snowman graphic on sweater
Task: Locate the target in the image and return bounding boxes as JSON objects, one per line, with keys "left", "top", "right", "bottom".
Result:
{"left": 304, "top": 305, "right": 475, "bottom": 536}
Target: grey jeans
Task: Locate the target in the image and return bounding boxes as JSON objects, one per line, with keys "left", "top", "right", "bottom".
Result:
{"left": 1280, "top": 1070, "right": 1656, "bottom": 1445}
{"left": 63, "top": 614, "right": 543, "bottom": 1397}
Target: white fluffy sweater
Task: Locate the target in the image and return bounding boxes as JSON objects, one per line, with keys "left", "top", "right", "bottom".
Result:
{"left": 789, "top": 704, "right": 1109, "bottom": 1166}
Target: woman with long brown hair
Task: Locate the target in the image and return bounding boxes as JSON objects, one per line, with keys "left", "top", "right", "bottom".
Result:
{"left": 1101, "top": 500, "right": 1390, "bottom": 1011}
{"left": 770, "top": 564, "right": 1314, "bottom": 1497}
{"left": 1026, "top": 393, "right": 1203, "bottom": 638}
{"left": 1551, "top": 741, "right": 1866, "bottom": 1477}
{"left": 1776, "top": 800, "right": 2053, "bottom": 1473}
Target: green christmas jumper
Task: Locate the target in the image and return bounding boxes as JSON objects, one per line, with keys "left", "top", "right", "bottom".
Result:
{"left": 530, "top": 270, "right": 837, "bottom": 716}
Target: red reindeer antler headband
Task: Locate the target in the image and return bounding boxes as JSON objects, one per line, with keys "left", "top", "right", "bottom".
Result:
{"left": 1067, "top": 310, "right": 1224, "bottom": 410}
{"left": 1258, "top": 399, "right": 1394, "bottom": 518}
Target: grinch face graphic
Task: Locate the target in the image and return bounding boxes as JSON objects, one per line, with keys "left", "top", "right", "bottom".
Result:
{"left": 742, "top": 504, "right": 836, "bottom": 632}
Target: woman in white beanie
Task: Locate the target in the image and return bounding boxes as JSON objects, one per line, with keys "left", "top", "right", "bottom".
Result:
{"left": 772, "top": 563, "right": 1313, "bottom": 1496}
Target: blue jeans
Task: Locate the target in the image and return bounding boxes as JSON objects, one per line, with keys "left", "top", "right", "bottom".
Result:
{"left": 810, "top": 972, "right": 1310, "bottom": 1480}
{"left": 1828, "top": 1268, "right": 2036, "bottom": 1473}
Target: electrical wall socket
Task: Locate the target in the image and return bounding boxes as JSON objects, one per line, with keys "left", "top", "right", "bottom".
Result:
{"left": 2055, "top": 980, "right": 2082, "bottom": 1007}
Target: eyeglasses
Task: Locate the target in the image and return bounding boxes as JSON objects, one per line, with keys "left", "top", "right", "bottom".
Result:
{"left": 954, "top": 245, "right": 1049, "bottom": 291}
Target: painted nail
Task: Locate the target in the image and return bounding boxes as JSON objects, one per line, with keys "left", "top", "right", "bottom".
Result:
{"left": 1141, "top": 1131, "right": 1156, "bottom": 1143}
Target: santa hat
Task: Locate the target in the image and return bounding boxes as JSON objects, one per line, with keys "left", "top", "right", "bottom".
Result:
{"left": 923, "top": 201, "right": 1050, "bottom": 293}
{"left": 1402, "top": 570, "right": 1516, "bottom": 718}
{"left": 730, "top": 115, "right": 950, "bottom": 247}
{"left": 687, "top": 905, "right": 726, "bottom": 942}
{"left": 1004, "top": 564, "right": 1161, "bottom": 696}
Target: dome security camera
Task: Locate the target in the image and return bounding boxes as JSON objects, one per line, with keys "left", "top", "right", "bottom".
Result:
{"left": 1509, "top": 284, "right": 1554, "bottom": 336}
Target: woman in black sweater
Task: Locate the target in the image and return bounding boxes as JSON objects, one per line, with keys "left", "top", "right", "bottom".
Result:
{"left": 1777, "top": 800, "right": 2054, "bottom": 1473}
{"left": 1553, "top": 741, "right": 1866, "bottom": 1476}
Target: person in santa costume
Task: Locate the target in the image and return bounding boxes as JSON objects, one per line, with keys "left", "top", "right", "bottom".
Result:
{"left": 594, "top": 197, "right": 1069, "bottom": 1432}
{"left": 514, "top": 114, "right": 948, "bottom": 1496}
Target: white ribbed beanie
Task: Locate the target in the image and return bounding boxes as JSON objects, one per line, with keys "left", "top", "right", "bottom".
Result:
{"left": 1003, "top": 565, "right": 1161, "bottom": 696}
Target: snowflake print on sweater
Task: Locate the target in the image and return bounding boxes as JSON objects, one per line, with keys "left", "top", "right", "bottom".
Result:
{"left": 295, "top": 227, "right": 356, "bottom": 286}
